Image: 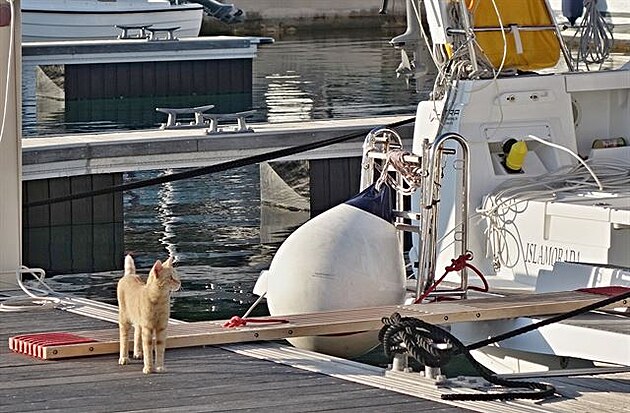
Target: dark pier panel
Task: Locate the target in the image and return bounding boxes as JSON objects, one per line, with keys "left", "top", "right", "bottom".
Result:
{"left": 23, "top": 174, "right": 124, "bottom": 275}
{"left": 64, "top": 59, "right": 253, "bottom": 100}
{"left": 309, "top": 157, "right": 362, "bottom": 217}
{"left": 60, "top": 59, "right": 253, "bottom": 129}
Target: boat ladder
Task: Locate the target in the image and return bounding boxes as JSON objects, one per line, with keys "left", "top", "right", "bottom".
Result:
{"left": 360, "top": 127, "right": 472, "bottom": 301}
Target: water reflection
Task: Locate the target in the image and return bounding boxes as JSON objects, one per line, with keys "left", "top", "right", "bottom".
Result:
{"left": 22, "top": 29, "right": 422, "bottom": 136}
{"left": 157, "top": 173, "right": 178, "bottom": 259}
{"left": 264, "top": 72, "right": 314, "bottom": 122}
{"left": 41, "top": 264, "right": 271, "bottom": 321}
{"left": 30, "top": 29, "right": 425, "bottom": 321}
{"left": 253, "top": 33, "right": 425, "bottom": 124}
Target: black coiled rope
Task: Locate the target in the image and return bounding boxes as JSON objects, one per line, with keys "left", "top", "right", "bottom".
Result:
{"left": 379, "top": 288, "right": 630, "bottom": 401}
{"left": 379, "top": 312, "right": 555, "bottom": 401}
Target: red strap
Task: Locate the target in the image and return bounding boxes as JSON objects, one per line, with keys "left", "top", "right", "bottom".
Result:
{"left": 415, "top": 253, "right": 489, "bottom": 304}
{"left": 577, "top": 286, "right": 630, "bottom": 296}
{"left": 444, "top": 253, "right": 472, "bottom": 272}
{"left": 223, "top": 316, "right": 290, "bottom": 328}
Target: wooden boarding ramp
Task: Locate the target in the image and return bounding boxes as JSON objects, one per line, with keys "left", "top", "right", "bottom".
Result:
{"left": 8, "top": 289, "right": 629, "bottom": 360}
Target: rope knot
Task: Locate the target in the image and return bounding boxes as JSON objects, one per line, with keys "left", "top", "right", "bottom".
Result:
{"left": 223, "top": 316, "right": 290, "bottom": 328}
{"left": 223, "top": 316, "right": 247, "bottom": 328}
{"left": 445, "top": 252, "right": 472, "bottom": 273}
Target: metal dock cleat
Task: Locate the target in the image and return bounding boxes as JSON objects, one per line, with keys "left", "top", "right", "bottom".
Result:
{"left": 203, "top": 110, "right": 256, "bottom": 134}
{"left": 156, "top": 104, "right": 215, "bottom": 129}
{"left": 146, "top": 26, "right": 181, "bottom": 41}
{"left": 115, "top": 24, "right": 152, "bottom": 40}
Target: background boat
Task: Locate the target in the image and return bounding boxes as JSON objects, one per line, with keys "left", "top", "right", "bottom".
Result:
{"left": 21, "top": 0, "right": 205, "bottom": 42}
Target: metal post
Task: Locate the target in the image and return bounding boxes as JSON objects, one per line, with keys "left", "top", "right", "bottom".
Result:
{"left": 542, "top": 0, "right": 575, "bottom": 71}
{"left": 457, "top": 0, "right": 480, "bottom": 75}
{"left": 416, "top": 132, "right": 470, "bottom": 299}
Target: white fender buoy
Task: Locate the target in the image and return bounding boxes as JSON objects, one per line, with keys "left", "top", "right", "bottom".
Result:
{"left": 263, "top": 188, "right": 406, "bottom": 358}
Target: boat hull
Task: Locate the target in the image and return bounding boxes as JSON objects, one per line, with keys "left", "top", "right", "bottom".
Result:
{"left": 22, "top": 1, "right": 204, "bottom": 41}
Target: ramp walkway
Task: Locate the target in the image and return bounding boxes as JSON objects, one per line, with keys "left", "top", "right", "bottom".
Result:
{"left": 9, "top": 289, "right": 628, "bottom": 360}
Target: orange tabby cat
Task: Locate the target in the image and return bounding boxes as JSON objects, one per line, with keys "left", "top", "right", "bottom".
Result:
{"left": 117, "top": 255, "right": 180, "bottom": 374}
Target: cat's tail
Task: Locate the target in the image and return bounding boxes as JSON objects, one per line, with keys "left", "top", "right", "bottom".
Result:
{"left": 124, "top": 254, "right": 136, "bottom": 276}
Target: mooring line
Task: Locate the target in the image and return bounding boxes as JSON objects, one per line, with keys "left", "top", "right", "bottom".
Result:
{"left": 24, "top": 117, "right": 416, "bottom": 208}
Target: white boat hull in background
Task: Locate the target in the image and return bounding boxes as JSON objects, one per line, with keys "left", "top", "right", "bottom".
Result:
{"left": 21, "top": 0, "right": 204, "bottom": 42}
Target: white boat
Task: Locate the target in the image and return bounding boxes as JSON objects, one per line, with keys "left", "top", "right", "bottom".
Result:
{"left": 21, "top": 0, "right": 205, "bottom": 42}
{"left": 257, "top": 0, "right": 630, "bottom": 377}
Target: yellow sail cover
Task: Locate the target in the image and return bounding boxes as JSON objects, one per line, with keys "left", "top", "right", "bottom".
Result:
{"left": 466, "top": 0, "right": 561, "bottom": 70}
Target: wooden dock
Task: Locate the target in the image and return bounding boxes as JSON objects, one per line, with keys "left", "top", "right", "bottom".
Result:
{"left": 22, "top": 37, "right": 272, "bottom": 66}
{"left": 2, "top": 291, "right": 629, "bottom": 413}
{"left": 0, "top": 304, "right": 475, "bottom": 413}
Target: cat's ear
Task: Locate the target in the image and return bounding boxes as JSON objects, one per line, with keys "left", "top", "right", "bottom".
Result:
{"left": 151, "top": 260, "right": 164, "bottom": 277}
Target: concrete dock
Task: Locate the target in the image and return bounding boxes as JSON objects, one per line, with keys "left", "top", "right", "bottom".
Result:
{"left": 21, "top": 115, "right": 414, "bottom": 180}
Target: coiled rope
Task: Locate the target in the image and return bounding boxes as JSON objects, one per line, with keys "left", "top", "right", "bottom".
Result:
{"left": 380, "top": 313, "right": 556, "bottom": 401}
{"left": 374, "top": 149, "right": 423, "bottom": 195}
{"left": 380, "top": 287, "right": 630, "bottom": 401}
{"left": 573, "top": 0, "right": 614, "bottom": 70}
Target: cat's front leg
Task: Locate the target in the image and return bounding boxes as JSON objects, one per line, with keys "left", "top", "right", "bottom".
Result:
{"left": 133, "top": 325, "right": 143, "bottom": 359}
{"left": 118, "top": 321, "right": 131, "bottom": 365}
{"left": 141, "top": 326, "right": 154, "bottom": 374}
{"left": 154, "top": 326, "right": 167, "bottom": 373}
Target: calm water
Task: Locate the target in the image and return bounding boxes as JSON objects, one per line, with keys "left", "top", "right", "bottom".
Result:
{"left": 29, "top": 29, "right": 425, "bottom": 323}
{"left": 22, "top": 29, "right": 425, "bottom": 136}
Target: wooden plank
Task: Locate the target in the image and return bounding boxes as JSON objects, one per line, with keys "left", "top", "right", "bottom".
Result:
{"left": 63, "top": 64, "right": 79, "bottom": 101}
{"left": 25, "top": 227, "right": 51, "bottom": 269}
{"left": 92, "top": 174, "right": 114, "bottom": 224}
{"left": 167, "top": 60, "right": 181, "bottom": 96}
{"left": 49, "top": 178, "right": 71, "bottom": 226}
{"left": 20, "top": 290, "right": 628, "bottom": 360}
{"left": 89, "top": 64, "right": 105, "bottom": 99}
{"left": 191, "top": 60, "right": 206, "bottom": 93}
{"left": 310, "top": 157, "right": 362, "bottom": 217}
{"left": 70, "top": 176, "right": 93, "bottom": 225}
{"left": 71, "top": 225, "right": 93, "bottom": 272}
{"left": 50, "top": 225, "right": 73, "bottom": 273}
{"left": 24, "top": 179, "right": 50, "bottom": 227}
{"left": 141, "top": 61, "right": 155, "bottom": 96}
{"left": 112, "top": 173, "right": 124, "bottom": 223}
{"left": 309, "top": 158, "right": 331, "bottom": 217}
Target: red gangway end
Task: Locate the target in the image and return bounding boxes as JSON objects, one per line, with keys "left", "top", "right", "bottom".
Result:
{"left": 9, "top": 332, "right": 96, "bottom": 359}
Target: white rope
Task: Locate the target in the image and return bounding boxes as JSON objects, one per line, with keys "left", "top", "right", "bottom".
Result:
{"left": 526, "top": 134, "right": 603, "bottom": 190}
{"left": 1, "top": 266, "right": 118, "bottom": 314}
{"left": 375, "top": 149, "right": 423, "bottom": 195}
{"left": 477, "top": 158, "right": 629, "bottom": 270}
{"left": 0, "top": 266, "right": 62, "bottom": 312}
